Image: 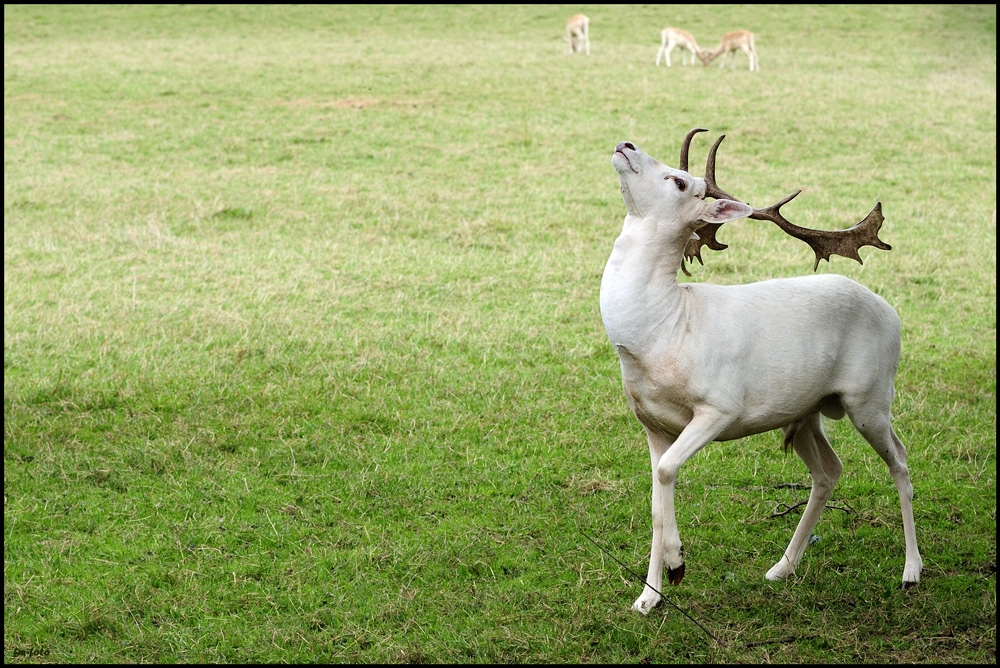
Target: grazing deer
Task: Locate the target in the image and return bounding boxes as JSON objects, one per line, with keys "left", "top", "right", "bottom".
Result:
{"left": 656, "top": 27, "right": 702, "bottom": 67}
{"left": 699, "top": 30, "right": 759, "bottom": 71}
{"left": 600, "top": 129, "right": 921, "bottom": 615}
{"left": 566, "top": 14, "right": 590, "bottom": 55}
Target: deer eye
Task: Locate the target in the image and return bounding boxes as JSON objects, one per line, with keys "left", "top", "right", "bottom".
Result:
{"left": 666, "top": 175, "right": 688, "bottom": 192}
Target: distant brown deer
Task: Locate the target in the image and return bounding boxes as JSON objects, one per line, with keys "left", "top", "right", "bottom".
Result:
{"left": 566, "top": 14, "right": 590, "bottom": 55}
{"left": 699, "top": 30, "right": 759, "bottom": 71}
{"left": 656, "top": 27, "right": 702, "bottom": 67}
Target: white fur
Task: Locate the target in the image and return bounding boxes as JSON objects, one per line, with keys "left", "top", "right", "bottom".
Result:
{"left": 600, "top": 141, "right": 921, "bottom": 615}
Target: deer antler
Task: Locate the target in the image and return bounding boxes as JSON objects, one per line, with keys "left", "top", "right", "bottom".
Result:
{"left": 680, "top": 129, "right": 892, "bottom": 272}
{"left": 680, "top": 222, "right": 727, "bottom": 277}
{"left": 678, "top": 127, "right": 708, "bottom": 173}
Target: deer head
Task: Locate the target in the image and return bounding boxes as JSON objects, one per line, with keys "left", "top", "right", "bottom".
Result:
{"left": 612, "top": 140, "right": 753, "bottom": 243}
{"left": 677, "top": 127, "right": 891, "bottom": 275}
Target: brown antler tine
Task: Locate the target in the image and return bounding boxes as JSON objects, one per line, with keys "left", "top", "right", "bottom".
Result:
{"left": 703, "top": 134, "right": 741, "bottom": 202}
{"left": 679, "top": 128, "right": 708, "bottom": 173}
{"left": 748, "top": 189, "right": 802, "bottom": 223}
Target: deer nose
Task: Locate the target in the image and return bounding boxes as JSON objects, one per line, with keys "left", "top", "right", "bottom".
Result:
{"left": 616, "top": 141, "right": 636, "bottom": 152}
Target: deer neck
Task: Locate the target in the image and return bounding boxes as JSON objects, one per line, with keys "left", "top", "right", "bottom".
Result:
{"left": 599, "top": 214, "right": 690, "bottom": 355}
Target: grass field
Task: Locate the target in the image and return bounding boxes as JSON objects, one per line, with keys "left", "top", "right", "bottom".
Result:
{"left": 4, "top": 4, "right": 996, "bottom": 663}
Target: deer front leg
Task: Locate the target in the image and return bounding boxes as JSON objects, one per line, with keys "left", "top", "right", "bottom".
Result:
{"left": 634, "top": 410, "right": 730, "bottom": 615}
{"left": 766, "top": 413, "right": 843, "bottom": 581}
{"left": 633, "top": 428, "right": 673, "bottom": 614}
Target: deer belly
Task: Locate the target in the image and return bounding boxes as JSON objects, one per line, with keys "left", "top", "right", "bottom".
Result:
{"left": 616, "top": 341, "right": 843, "bottom": 440}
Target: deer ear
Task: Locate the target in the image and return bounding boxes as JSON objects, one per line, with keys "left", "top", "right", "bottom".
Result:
{"left": 699, "top": 198, "right": 753, "bottom": 224}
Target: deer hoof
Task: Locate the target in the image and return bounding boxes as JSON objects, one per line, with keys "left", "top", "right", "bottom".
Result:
{"left": 632, "top": 584, "right": 662, "bottom": 614}
{"left": 765, "top": 562, "right": 792, "bottom": 581}
{"left": 632, "top": 591, "right": 661, "bottom": 615}
{"left": 667, "top": 563, "right": 685, "bottom": 586}
{"left": 901, "top": 580, "right": 918, "bottom": 590}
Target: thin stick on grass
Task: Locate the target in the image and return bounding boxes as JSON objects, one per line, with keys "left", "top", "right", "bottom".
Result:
{"left": 753, "top": 500, "right": 855, "bottom": 522}
{"left": 580, "top": 529, "right": 727, "bottom": 647}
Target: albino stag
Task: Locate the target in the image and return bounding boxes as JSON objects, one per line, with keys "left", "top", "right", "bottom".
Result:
{"left": 600, "top": 128, "right": 921, "bottom": 615}
{"left": 700, "top": 30, "right": 759, "bottom": 71}
{"left": 656, "top": 27, "right": 702, "bottom": 67}
{"left": 566, "top": 14, "right": 590, "bottom": 55}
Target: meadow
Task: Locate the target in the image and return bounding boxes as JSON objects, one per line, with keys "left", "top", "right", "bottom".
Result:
{"left": 3, "top": 4, "right": 995, "bottom": 663}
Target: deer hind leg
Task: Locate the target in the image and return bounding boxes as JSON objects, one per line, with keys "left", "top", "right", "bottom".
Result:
{"left": 766, "top": 411, "right": 843, "bottom": 581}
{"left": 847, "top": 407, "right": 922, "bottom": 588}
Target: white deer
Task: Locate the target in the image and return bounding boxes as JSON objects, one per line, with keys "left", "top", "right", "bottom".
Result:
{"left": 699, "top": 29, "right": 759, "bottom": 71}
{"left": 656, "top": 27, "right": 702, "bottom": 67}
{"left": 566, "top": 14, "right": 590, "bottom": 55}
{"left": 600, "top": 129, "right": 922, "bottom": 615}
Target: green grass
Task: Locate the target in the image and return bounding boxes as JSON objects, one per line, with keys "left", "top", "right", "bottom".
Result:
{"left": 4, "top": 4, "right": 995, "bottom": 663}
